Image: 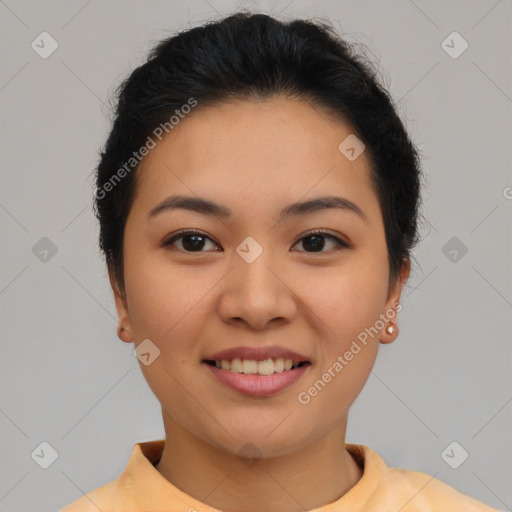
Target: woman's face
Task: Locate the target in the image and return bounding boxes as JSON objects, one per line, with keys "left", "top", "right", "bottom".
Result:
{"left": 110, "top": 97, "right": 408, "bottom": 458}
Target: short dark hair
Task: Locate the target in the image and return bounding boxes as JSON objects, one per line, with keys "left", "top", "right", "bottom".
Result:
{"left": 93, "top": 11, "right": 425, "bottom": 295}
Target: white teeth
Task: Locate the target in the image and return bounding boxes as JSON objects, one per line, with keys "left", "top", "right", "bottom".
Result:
{"left": 242, "top": 359, "right": 258, "bottom": 374}
{"left": 231, "top": 358, "right": 243, "bottom": 373}
{"left": 211, "top": 357, "right": 307, "bottom": 375}
{"left": 257, "top": 359, "right": 274, "bottom": 375}
{"left": 273, "top": 358, "right": 284, "bottom": 372}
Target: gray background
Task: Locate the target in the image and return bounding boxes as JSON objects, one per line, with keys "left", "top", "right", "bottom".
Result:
{"left": 1, "top": 1, "right": 511, "bottom": 511}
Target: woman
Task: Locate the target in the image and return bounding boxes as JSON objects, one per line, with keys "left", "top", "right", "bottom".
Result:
{"left": 60, "top": 11, "right": 498, "bottom": 512}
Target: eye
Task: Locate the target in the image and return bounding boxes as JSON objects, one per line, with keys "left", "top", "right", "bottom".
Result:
{"left": 162, "top": 230, "right": 221, "bottom": 252}
{"left": 162, "top": 229, "right": 349, "bottom": 254}
{"left": 292, "top": 229, "right": 349, "bottom": 253}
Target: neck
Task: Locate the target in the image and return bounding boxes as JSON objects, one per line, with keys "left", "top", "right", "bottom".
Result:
{"left": 154, "top": 413, "right": 363, "bottom": 512}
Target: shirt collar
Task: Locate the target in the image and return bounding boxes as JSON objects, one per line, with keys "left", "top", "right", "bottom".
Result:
{"left": 125, "top": 439, "right": 385, "bottom": 511}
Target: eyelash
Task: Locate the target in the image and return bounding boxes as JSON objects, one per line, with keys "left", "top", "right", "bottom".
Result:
{"left": 161, "top": 229, "right": 350, "bottom": 253}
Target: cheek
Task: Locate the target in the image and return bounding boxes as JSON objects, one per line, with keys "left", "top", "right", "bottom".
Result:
{"left": 296, "top": 275, "right": 381, "bottom": 417}
{"left": 298, "top": 268, "right": 385, "bottom": 343}
{"left": 124, "top": 254, "right": 209, "bottom": 341}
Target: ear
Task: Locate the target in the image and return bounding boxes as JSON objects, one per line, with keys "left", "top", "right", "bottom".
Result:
{"left": 380, "top": 258, "right": 410, "bottom": 345}
{"left": 108, "top": 264, "right": 134, "bottom": 344}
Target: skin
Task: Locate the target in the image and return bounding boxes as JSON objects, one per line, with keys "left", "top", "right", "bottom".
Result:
{"left": 109, "top": 97, "right": 410, "bottom": 512}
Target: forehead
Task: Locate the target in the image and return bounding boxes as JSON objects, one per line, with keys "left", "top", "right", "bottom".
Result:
{"left": 133, "top": 97, "right": 380, "bottom": 224}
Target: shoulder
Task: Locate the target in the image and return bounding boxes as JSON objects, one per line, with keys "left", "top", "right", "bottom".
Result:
{"left": 58, "top": 471, "right": 140, "bottom": 512}
{"left": 383, "top": 466, "right": 499, "bottom": 511}
{"left": 346, "top": 444, "right": 499, "bottom": 511}
{"left": 58, "top": 440, "right": 167, "bottom": 511}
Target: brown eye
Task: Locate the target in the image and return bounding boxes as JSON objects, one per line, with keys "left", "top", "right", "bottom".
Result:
{"left": 161, "top": 229, "right": 349, "bottom": 254}
{"left": 292, "top": 230, "right": 349, "bottom": 253}
{"left": 162, "top": 230, "right": 220, "bottom": 252}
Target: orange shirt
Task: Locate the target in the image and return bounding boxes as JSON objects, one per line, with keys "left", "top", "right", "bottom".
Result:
{"left": 59, "top": 439, "right": 499, "bottom": 511}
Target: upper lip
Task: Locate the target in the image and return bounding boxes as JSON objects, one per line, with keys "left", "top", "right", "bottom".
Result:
{"left": 204, "top": 346, "right": 310, "bottom": 362}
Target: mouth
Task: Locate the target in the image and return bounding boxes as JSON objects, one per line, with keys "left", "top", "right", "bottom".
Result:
{"left": 202, "top": 357, "right": 312, "bottom": 397}
{"left": 202, "top": 358, "right": 311, "bottom": 375}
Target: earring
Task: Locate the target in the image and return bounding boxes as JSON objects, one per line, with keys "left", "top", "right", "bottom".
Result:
{"left": 386, "top": 325, "right": 395, "bottom": 335}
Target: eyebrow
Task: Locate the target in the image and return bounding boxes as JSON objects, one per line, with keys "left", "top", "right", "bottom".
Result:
{"left": 147, "top": 194, "right": 368, "bottom": 224}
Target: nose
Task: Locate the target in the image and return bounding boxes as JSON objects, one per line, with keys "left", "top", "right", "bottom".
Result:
{"left": 216, "top": 251, "right": 298, "bottom": 330}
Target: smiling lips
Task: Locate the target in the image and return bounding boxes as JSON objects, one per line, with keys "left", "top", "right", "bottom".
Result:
{"left": 203, "top": 345, "right": 311, "bottom": 375}
{"left": 202, "top": 345, "right": 311, "bottom": 396}
{"left": 208, "top": 357, "right": 307, "bottom": 374}
{"left": 205, "top": 345, "right": 310, "bottom": 363}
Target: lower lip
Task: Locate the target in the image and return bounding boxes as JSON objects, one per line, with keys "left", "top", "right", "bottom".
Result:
{"left": 203, "top": 362, "right": 310, "bottom": 397}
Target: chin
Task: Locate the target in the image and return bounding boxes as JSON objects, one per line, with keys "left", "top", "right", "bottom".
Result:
{"left": 203, "top": 421, "right": 315, "bottom": 461}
